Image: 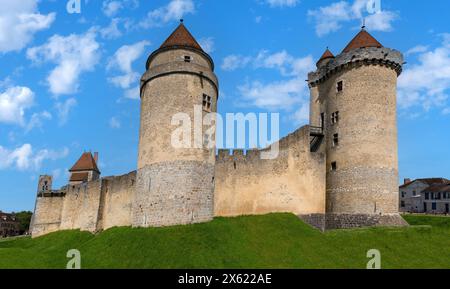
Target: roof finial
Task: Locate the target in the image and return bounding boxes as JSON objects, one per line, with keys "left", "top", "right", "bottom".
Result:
{"left": 180, "top": 18, "right": 184, "bottom": 23}
{"left": 362, "top": 18, "right": 366, "bottom": 30}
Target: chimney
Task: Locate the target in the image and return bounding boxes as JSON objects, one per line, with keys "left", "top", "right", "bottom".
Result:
{"left": 404, "top": 178, "right": 411, "bottom": 185}
{"left": 94, "top": 152, "right": 98, "bottom": 164}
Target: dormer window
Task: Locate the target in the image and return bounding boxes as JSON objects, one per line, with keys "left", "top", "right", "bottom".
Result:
{"left": 184, "top": 55, "right": 191, "bottom": 62}
{"left": 202, "top": 94, "right": 212, "bottom": 112}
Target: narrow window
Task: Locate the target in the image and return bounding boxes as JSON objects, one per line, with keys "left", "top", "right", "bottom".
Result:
{"left": 184, "top": 55, "right": 191, "bottom": 62}
{"left": 331, "top": 111, "right": 340, "bottom": 124}
{"left": 401, "top": 201, "right": 405, "bottom": 208}
{"left": 202, "top": 94, "right": 212, "bottom": 112}
{"left": 337, "top": 81, "right": 343, "bottom": 92}
{"left": 432, "top": 203, "right": 437, "bottom": 210}
{"left": 333, "top": 133, "right": 339, "bottom": 147}
{"left": 425, "top": 193, "right": 429, "bottom": 200}
{"left": 331, "top": 162, "right": 337, "bottom": 171}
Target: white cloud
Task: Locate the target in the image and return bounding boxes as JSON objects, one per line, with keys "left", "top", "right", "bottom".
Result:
{"left": 230, "top": 50, "right": 315, "bottom": 125}
{"left": 100, "top": 18, "right": 123, "bottom": 39}
{"left": 27, "top": 29, "right": 100, "bottom": 96}
{"left": 238, "top": 77, "right": 306, "bottom": 110}
{"left": 308, "top": 0, "right": 398, "bottom": 37}
{"left": 139, "top": 0, "right": 195, "bottom": 28}
{"left": 406, "top": 45, "right": 429, "bottom": 56}
{"left": 102, "top": 0, "right": 139, "bottom": 17}
{"left": 0, "top": 144, "right": 68, "bottom": 171}
{"left": 109, "top": 117, "right": 121, "bottom": 129}
{"left": 222, "top": 50, "right": 315, "bottom": 76}
{"left": 55, "top": 98, "right": 77, "bottom": 125}
{"left": 0, "top": 86, "right": 34, "bottom": 126}
{"left": 0, "top": 0, "right": 55, "bottom": 53}
{"left": 398, "top": 34, "right": 450, "bottom": 114}
{"left": 25, "top": 110, "right": 52, "bottom": 132}
{"left": 198, "top": 37, "right": 215, "bottom": 54}
{"left": 265, "top": 0, "right": 299, "bottom": 8}
{"left": 108, "top": 41, "right": 149, "bottom": 99}
{"left": 124, "top": 86, "right": 140, "bottom": 100}
{"left": 221, "top": 55, "right": 252, "bottom": 71}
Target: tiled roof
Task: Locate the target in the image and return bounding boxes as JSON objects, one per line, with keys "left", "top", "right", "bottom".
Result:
{"left": 69, "top": 152, "right": 100, "bottom": 173}
{"left": 342, "top": 29, "right": 383, "bottom": 53}
{"left": 423, "top": 184, "right": 450, "bottom": 193}
{"left": 400, "top": 178, "right": 450, "bottom": 188}
{"left": 160, "top": 23, "right": 203, "bottom": 51}
{"left": 69, "top": 172, "right": 89, "bottom": 182}
{"left": 318, "top": 48, "right": 335, "bottom": 63}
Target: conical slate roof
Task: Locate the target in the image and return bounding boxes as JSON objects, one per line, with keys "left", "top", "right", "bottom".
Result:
{"left": 160, "top": 23, "right": 203, "bottom": 51}
{"left": 342, "top": 29, "right": 383, "bottom": 53}
{"left": 318, "top": 48, "right": 335, "bottom": 62}
{"left": 69, "top": 152, "right": 100, "bottom": 173}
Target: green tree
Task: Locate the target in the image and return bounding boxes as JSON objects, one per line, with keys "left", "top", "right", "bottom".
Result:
{"left": 14, "top": 211, "right": 33, "bottom": 233}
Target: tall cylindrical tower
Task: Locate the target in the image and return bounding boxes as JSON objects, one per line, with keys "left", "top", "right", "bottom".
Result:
{"left": 308, "top": 29, "right": 406, "bottom": 229}
{"left": 132, "top": 23, "right": 219, "bottom": 227}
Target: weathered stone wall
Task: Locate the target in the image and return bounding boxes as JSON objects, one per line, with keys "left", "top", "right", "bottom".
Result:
{"left": 59, "top": 180, "right": 103, "bottom": 232}
{"left": 99, "top": 171, "right": 136, "bottom": 230}
{"left": 133, "top": 161, "right": 214, "bottom": 227}
{"left": 214, "top": 126, "right": 326, "bottom": 217}
{"left": 320, "top": 64, "right": 400, "bottom": 215}
{"left": 31, "top": 195, "right": 64, "bottom": 237}
{"left": 133, "top": 47, "right": 218, "bottom": 227}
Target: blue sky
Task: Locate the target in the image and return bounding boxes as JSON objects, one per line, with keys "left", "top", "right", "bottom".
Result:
{"left": 0, "top": 0, "right": 449, "bottom": 212}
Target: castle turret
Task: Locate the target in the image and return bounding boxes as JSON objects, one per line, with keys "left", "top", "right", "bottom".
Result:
{"left": 132, "top": 22, "right": 218, "bottom": 227}
{"left": 308, "top": 28, "right": 406, "bottom": 229}
{"left": 37, "top": 175, "right": 52, "bottom": 196}
{"left": 68, "top": 152, "right": 101, "bottom": 185}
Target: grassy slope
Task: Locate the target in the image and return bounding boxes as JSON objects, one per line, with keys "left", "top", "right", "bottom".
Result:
{"left": 0, "top": 214, "right": 449, "bottom": 269}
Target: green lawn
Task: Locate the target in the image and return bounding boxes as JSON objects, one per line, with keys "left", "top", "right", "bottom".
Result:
{"left": 0, "top": 214, "right": 449, "bottom": 269}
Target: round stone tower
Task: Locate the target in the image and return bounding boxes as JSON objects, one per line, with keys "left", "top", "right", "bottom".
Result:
{"left": 308, "top": 28, "right": 407, "bottom": 229}
{"left": 132, "top": 22, "right": 219, "bottom": 227}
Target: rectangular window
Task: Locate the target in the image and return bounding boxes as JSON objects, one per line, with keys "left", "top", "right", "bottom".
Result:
{"left": 432, "top": 203, "right": 437, "bottom": 210}
{"left": 337, "top": 81, "right": 343, "bottom": 92}
{"left": 333, "top": 133, "right": 339, "bottom": 147}
{"left": 413, "top": 190, "right": 416, "bottom": 196}
{"left": 401, "top": 192, "right": 406, "bottom": 198}
{"left": 184, "top": 55, "right": 191, "bottom": 62}
{"left": 331, "top": 111, "right": 340, "bottom": 124}
{"left": 425, "top": 193, "right": 429, "bottom": 200}
{"left": 401, "top": 201, "right": 405, "bottom": 208}
{"left": 331, "top": 162, "right": 337, "bottom": 171}
{"left": 202, "top": 94, "right": 212, "bottom": 112}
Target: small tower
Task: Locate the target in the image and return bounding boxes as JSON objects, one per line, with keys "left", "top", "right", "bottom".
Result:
{"left": 68, "top": 152, "right": 100, "bottom": 185}
{"left": 133, "top": 22, "right": 219, "bottom": 227}
{"left": 308, "top": 28, "right": 406, "bottom": 229}
{"left": 37, "top": 175, "right": 52, "bottom": 196}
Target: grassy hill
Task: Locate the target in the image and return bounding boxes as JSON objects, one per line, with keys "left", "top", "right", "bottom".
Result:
{"left": 0, "top": 214, "right": 450, "bottom": 269}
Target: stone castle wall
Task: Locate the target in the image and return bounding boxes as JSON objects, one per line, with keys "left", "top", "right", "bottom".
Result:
{"left": 31, "top": 171, "right": 137, "bottom": 237}
{"left": 214, "top": 126, "right": 326, "bottom": 217}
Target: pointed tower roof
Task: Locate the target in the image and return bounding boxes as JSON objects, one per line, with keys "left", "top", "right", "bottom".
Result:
{"left": 342, "top": 29, "right": 383, "bottom": 53}
{"left": 160, "top": 22, "right": 203, "bottom": 51}
{"left": 318, "top": 48, "right": 335, "bottom": 62}
{"left": 146, "top": 21, "right": 214, "bottom": 70}
{"left": 69, "top": 152, "right": 100, "bottom": 173}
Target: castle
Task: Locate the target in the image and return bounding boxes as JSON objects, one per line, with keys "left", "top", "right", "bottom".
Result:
{"left": 30, "top": 23, "right": 407, "bottom": 237}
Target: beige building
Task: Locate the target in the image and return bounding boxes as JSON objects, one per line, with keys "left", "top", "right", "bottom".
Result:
{"left": 30, "top": 23, "right": 407, "bottom": 237}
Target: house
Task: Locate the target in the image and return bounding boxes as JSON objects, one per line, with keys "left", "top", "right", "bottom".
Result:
{"left": 399, "top": 178, "right": 450, "bottom": 214}
{"left": 0, "top": 211, "right": 20, "bottom": 238}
